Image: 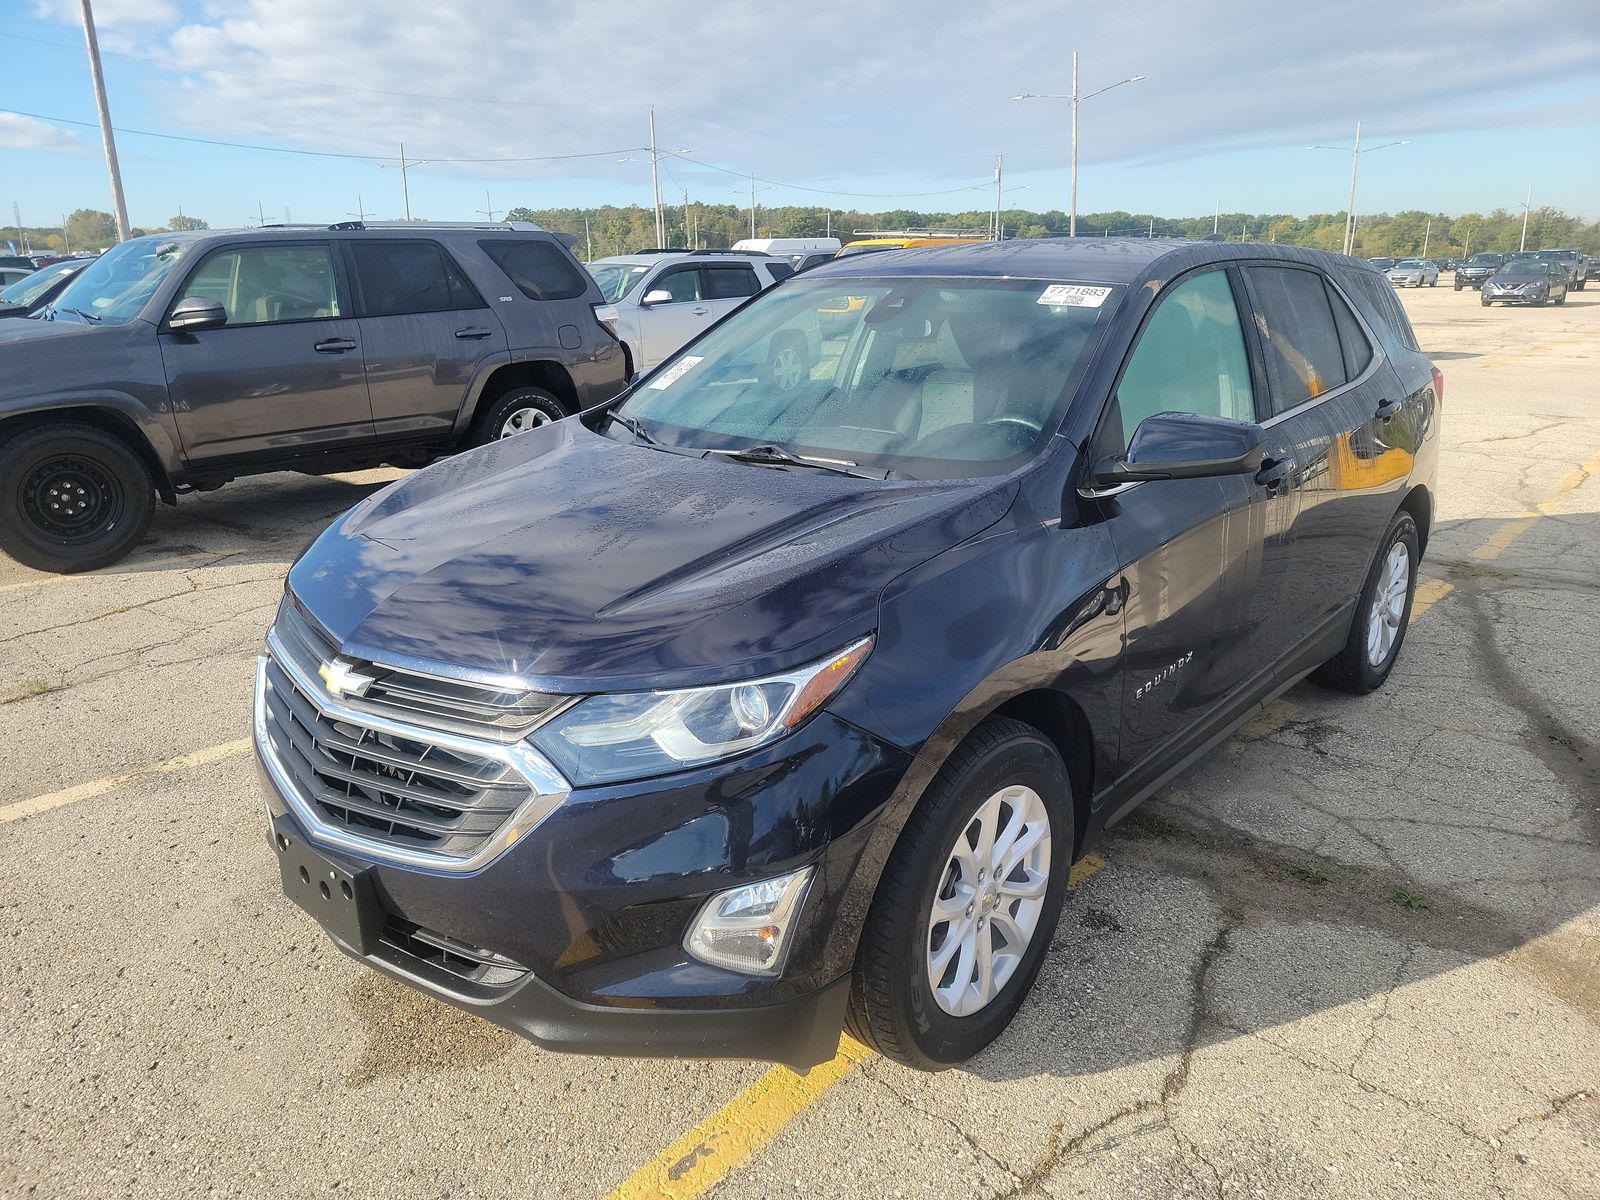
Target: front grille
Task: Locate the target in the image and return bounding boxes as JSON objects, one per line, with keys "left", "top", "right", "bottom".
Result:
{"left": 379, "top": 916, "right": 530, "bottom": 989}
{"left": 274, "top": 598, "right": 566, "bottom": 741}
{"left": 261, "top": 655, "right": 534, "bottom": 858}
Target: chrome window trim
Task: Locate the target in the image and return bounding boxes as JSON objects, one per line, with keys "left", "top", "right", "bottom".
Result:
{"left": 255, "top": 640, "right": 572, "bottom": 874}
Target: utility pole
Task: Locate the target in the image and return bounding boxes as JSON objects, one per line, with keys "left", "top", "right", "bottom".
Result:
{"left": 750, "top": 173, "right": 758, "bottom": 238}
{"left": 61, "top": 213, "right": 71, "bottom": 254}
{"left": 1463, "top": 226, "right": 1473, "bottom": 258}
{"left": 1422, "top": 217, "right": 1431, "bottom": 258}
{"left": 351, "top": 195, "right": 370, "bottom": 222}
{"left": 1147, "top": 216, "right": 1153, "bottom": 238}
{"left": 648, "top": 107, "right": 665, "bottom": 248}
{"left": 13, "top": 202, "right": 24, "bottom": 253}
{"left": 477, "top": 191, "right": 499, "bottom": 222}
{"left": 79, "top": 0, "right": 131, "bottom": 243}
{"left": 1519, "top": 186, "right": 1532, "bottom": 252}
{"left": 682, "top": 188, "right": 689, "bottom": 249}
{"left": 582, "top": 215, "right": 592, "bottom": 261}
{"left": 993, "top": 154, "right": 1003, "bottom": 241}
{"left": 1214, "top": 199, "right": 1220, "bottom": 235}
{"left": 1343, "top": 120, "right": 1361, "bottom": 257}
{"left": 257, "top": 200, "right": 265, "bottom": 227}
{"left": 825, "top": 209, "right": 832, "bottom": 238}
{"left": 400, "top": 143, "right": 412, "bottom": 220}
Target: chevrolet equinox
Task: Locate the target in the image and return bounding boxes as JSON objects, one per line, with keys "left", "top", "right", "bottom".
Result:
{"left": 257, "top": 240, "right": 1439, "bottom": 1070}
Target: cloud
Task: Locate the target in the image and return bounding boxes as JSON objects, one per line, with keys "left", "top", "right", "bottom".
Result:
{"left": 34, "top": 0, "right": 180, "bottom": 26}
{"left": 0, "top": 112, "right": 87, "bottom": 155}
{"left": 33, "top": 0, "right": 1600, "bottom": 198}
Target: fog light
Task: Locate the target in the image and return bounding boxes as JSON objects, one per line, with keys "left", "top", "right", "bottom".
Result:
{"left": 684, "top": 866, "right": 814, "bottom": 977}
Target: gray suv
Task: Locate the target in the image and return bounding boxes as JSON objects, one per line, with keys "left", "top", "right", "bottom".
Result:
{"left": 0, "top": 221, "right": 627, "bottom": 572}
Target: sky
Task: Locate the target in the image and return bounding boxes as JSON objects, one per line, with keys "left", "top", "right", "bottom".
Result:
{"left": 2, "top": 0, "right": 1598, "bottom": 235}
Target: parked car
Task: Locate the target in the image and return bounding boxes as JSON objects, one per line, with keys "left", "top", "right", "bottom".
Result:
{"left": 29, "top": 254, "right": 76, "bottom": 269}
{"left": 1533, "top": 248, "right": 1588, "bottom": 290}
{"left": 0, "top": 254, "right": 37, "bottom": 271}
{"left": 0, "top": 258, "right": 87, "bottom": 319}
{"left": 1386, "top": 259, "right": 1439, "bottom": 288}
{"left": 1481, "top": 260, "right": 1567, "bottom": 307}
{"left": 793, "top": 250, "right": 838, "bottom": 272}
{"left": 732, "top": 237, "right": 841, "bottom": 261}
{"left": 1366, "top": 257, "right": 1395, "bottom": 271}
{"left": 1454, "top": 253, "right": 1506, "bottom": 290}
{"left": 0, "top": 221, "right": 626, "bottom": 572}
{"left": 587, "top": 249, "right": 795, "bottom": 376}
{"left": 0, "top": 266, "right": 36, "bottom": 287}
{"left": 258, "top": 238, "right": 1439, "bottom": 1072}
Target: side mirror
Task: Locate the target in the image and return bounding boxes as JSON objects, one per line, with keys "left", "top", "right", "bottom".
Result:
{"left": 641, "top": 289, "right": 674, "bottom": 306}
{"left": 168, "top": 296, "right": 227, "bottom": 333}
{"left": 1093, "top": 411, "right": 1265, "bottom": 484}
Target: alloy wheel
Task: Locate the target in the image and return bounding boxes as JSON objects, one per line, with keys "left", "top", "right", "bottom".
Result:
{"left": 771, "top": 346, "right": 806, "bottom": 392}
{"left": 925, "top": 784, "right": 1052, "bottom": 1017}
{"left": 498, "top": 407, "right": 552, "bottom": 438}
{"left": 1365, "top": 541, "right": 1411, "bottom": 667}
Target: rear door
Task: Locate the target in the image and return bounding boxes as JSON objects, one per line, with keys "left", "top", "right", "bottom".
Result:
{"left": 345, "top": 238, "right": 508, "bottom": 439}
{"left": 159, "top": 240, "right": 372, "bottom": 462}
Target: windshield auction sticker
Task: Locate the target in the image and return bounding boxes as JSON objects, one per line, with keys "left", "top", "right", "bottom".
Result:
{"left": 1037, "top": 284, "right": 1113, "bottom": 308}
{"left": 647, "top": 356, "right": 703, "bottom": 390}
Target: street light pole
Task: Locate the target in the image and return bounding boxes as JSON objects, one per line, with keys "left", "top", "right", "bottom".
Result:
{"left": 1013, "top": 55, "right": 1143, "bottom": 239}
{"left": 1519, "top": 186, "right": 1532, "bottom": 252}
{"left": 993, "top": 154, "right": 1003, "bottom": 241}
{"left": 648, "top": 107, "right": 665, "bottom": 248}
{"left": 78, "top": 0, "right": 130, "bottom": 243}
{"left": 750, "top": 173, "right": 757, "bottom": 238}
{"left": 1306, "top": 124, "right": 1409, "bottom": 256}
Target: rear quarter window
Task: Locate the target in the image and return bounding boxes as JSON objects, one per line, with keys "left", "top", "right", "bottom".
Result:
{"left": 478, "top": 238, "right": 590, "bottom": 300}
{"left": 1334, "top": 266, "right": 1421, "bottom": 354}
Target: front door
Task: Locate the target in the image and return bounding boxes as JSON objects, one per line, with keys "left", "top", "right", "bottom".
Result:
{"left": 637, "top": 265, "right": 714, "bottom": 369}
{"left": 345, "top": 239, "right": 509, "bottom": 440}
{"left": 1092, "top": 266, "right": 1262, "bottom": 776}
{"left": 159, "top": 241, "right": 371, "bottom": 462}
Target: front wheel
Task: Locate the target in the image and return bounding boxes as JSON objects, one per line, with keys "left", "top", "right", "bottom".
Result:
{"left": 1454, "top": 282, "right": 1464, "bottom": 291}
{"left": 0, "top": 422, "right": 156, "bottom": 573}
{"left": 766, "top": 336, "right": 809, "bottom": 394}
{"left": 467, "top": 386, "right": 568, "bottom": 447}
{"left": 847, "top": 717, "right": 1073, "bottom": 1069}
{"left": 1311, "top": 510, "right": 1419, "bottom": 695}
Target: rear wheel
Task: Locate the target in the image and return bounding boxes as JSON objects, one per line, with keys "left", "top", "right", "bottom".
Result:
{"left": 766, "top": 335, "right": 809, "bottom": 394}
{"left": 1311, "top": 510, "right": 1419, "bottom": 695}
{"left": 467, "top": 386, "right": 568, "bottom": 447}
{"left": 0, "top": 422, "right": 155, "bottom": 573}
{"left": 847, "top": 717, "right": 1073, "bottom": 1069}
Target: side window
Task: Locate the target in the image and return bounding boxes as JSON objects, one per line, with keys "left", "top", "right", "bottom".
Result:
{"left": 351, "top": 240, "right": 481, "bottom": 317}
{"left": 1110, "top": 269, "right": 1256, "bottom": 449}
{"left": 763, "top": 261, "right": 795, "bottom": 282}
{"left": 1325, "top": 279, "right": 1374, "bottom": 380}
{"left": 653, "top": 268, "right": 701, "bottom": 303}
{"left": 704, "top": 266, "right": 761, "bottom": 299}
{"left": 478, "top": 238, "right": 588, "bottom": 300}
{"left": 182, "top": 244, "right": 341, "bottom": 326}
{"left": 1247, "top": 266, "right": 1348, "bottom": 412}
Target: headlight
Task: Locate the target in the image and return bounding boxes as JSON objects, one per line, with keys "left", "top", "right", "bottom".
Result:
{"left": 531, "top": 637, "right": 873, "bottom": 785}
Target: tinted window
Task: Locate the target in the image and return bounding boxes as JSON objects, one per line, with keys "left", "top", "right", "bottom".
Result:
{"left": 1248, "top": 266, "right": 1348, "bottom": 412}
{"left": 1335, "top": 266, "right": 1421, "bottom": 353}
{"left": 763, "top": 260, "right": 795, "bottom": 282}
{"left": 653, "top": 268, "right": 702, "bottom": 303}
{"left": 1110, "top": 269, "right": 1256, "bottom": 447}
{"left": 1325, "top": 279, "right": 1374, "bottom": 380}
{"left": 351, "top": 240, "right": 480, "bottom": 317}
{"left": 185, "top": 243, "right": 340, "bottom": 326}
{"left": 704, "top": 266, "right": 761, "bottom": 299}
{"left": 479, "top": 238, "right": 588, "bottom": 300}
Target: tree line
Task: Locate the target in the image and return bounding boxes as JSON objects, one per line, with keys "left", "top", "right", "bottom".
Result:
{"left": 12, "top": 203, "right": 1596, "bottom": 261}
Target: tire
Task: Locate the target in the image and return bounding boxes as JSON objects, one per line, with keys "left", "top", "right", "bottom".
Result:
{"left": 1311, "top": 510, "right": 1419, "bottom": 695}
{"left": 1454, "top": 282, "right": 1463, "bottom": 291}
{"left": 466, "top": 386, "right": 568, "bottom": 447}
{"left": 846, "top": 716, "right": 1074, "bottom": 1070}
{"left": 1556, "top": 292, "right": 1568, "bottom": 306}
{"left": 1575, "top": 280, "right": 1586, "bottom": 291}
{"left": 1482, "top": 298, "right": 1492, "bottom": 307}
{"left": 0, "top": 422, "right": 155, "bottom": 573}
{"left": 765, "top": 335, "right": 809, "bottom": 394}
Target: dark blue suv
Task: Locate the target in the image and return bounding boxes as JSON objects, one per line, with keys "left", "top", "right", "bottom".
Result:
{"left": 258, "top": 240, "right": 1440, "bottom": 1070}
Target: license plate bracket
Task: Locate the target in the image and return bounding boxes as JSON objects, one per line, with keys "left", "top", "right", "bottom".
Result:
{"left": 272, "top": 819, "right": 383, "bottom": 955}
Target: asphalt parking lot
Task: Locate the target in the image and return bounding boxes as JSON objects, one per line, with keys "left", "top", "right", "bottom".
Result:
{"left": 2, "top": 283, "right": 1597, "bottom": 1199}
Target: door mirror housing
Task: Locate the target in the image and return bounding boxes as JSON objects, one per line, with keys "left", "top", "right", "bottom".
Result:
{"left": 168, "top": 296, "right": 227, "bottom": 333}
{"left": 641, "top": 289, "right": 674, "bottom": 307}
{"left": 1094, "top": 411, "right": 1265, "bottom": 484}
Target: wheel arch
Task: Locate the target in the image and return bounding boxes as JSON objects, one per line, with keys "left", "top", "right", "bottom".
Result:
{"left": 0, "top": 403, "right": 177, "bottom": 503}
{"left": 457, "top": 359, "right": 580, "bottom": 443}
{"left": 1398, "top": 482, "right": 1432, "bottom": 554}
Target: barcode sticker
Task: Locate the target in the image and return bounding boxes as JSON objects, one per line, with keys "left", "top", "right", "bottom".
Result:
{"left": 647, "top": 356, "right": 703, "bottom": 389}
{"left": 1037, "top": 284, "right": 1113, "bottom": 307}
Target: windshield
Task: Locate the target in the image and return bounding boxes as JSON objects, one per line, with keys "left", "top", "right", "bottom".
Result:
{"left": 1394, "top": 260, "right": 1426, "bottom": 268}
{"left": 0, "top": 260, "right": 77, "bottom": 307}
{"left": 617, "top": 276, "right": 1120, "bottom": 481}
{"left": 1498, "top": 263, "right": 1547, "bottom": 276}
{"left": 1534, "top": 251, "right": 1574, "bottom": 261}
{"left": 1467, "top": 255, "right": 1501, "bottom": 265}
{"left": 48, "top": 236, "right": 192, "bottom": 324}
{"left": 588, "top": 263, "right": 651, "bottom": 302}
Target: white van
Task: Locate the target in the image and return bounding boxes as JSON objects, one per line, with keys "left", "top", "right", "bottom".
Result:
{"left": 731, "top": 237, "right": 841, "bottom": 264}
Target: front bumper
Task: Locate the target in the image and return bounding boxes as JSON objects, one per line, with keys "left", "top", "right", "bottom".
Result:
{"left": 1482, "top": 290, "right": 1547, "bottom": 304}
{"left": 255, "top": 696, "right": 912, "bottom": 1068}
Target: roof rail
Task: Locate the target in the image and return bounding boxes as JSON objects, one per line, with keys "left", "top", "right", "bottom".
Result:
{"left": 629, "top": 247, "right": 774, "bottom": 257}
{"left": 325, "top": 219, "right": 545, "bottom": 233}
{"left": 850, "top": 228, "right": 978, "bottom": 239}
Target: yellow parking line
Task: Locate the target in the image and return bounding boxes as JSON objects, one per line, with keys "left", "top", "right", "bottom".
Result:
{"left": 1411, "top": 578, "right": 1453, "bottom": 618}
{"left": 605, "top": 1036, "right": 873, "bottom": 1200}
{"left": 0, "top": 738, "right": 252, "bottom": 825}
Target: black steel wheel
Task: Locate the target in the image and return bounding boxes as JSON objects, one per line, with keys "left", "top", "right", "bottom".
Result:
{"left": 0, "top": 422, "right": 155, "bottom": 573}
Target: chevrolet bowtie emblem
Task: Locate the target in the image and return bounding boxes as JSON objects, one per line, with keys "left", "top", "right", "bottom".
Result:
{"left": 318, "top": 658, "right": 374, "bottom": 699}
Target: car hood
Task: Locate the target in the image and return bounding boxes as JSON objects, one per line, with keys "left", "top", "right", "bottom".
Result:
{"left": 0, "top": 315, "right": 131, "bottom": 396}
{"left": 288, "top": 421, "right": 1018, "bottom": 691}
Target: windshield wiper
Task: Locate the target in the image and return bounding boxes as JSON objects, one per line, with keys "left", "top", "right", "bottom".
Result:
{"left": 607, "top": 410, "right": 661, "bottom": 446}
{"left": 703, "top": 444, "right": 892, "bottom": 480}
{"left": 58, "top": 305, "right": 101, "bottom": 324}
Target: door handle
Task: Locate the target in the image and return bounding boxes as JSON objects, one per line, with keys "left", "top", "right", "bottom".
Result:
{"left": 314, "top": 337, "right": 357, "bottom": 353}
{"left": 692, "top": 307, "right": 709, "bottom": 316}
{"left": 454, "top": 327, "right": 493, "bottom": 339}
{"left": 1374, "top": 397, "right": 1401, "bottom": 420}
{"left": 1255, "top": 456, "right": 1293, "bottom": 490}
